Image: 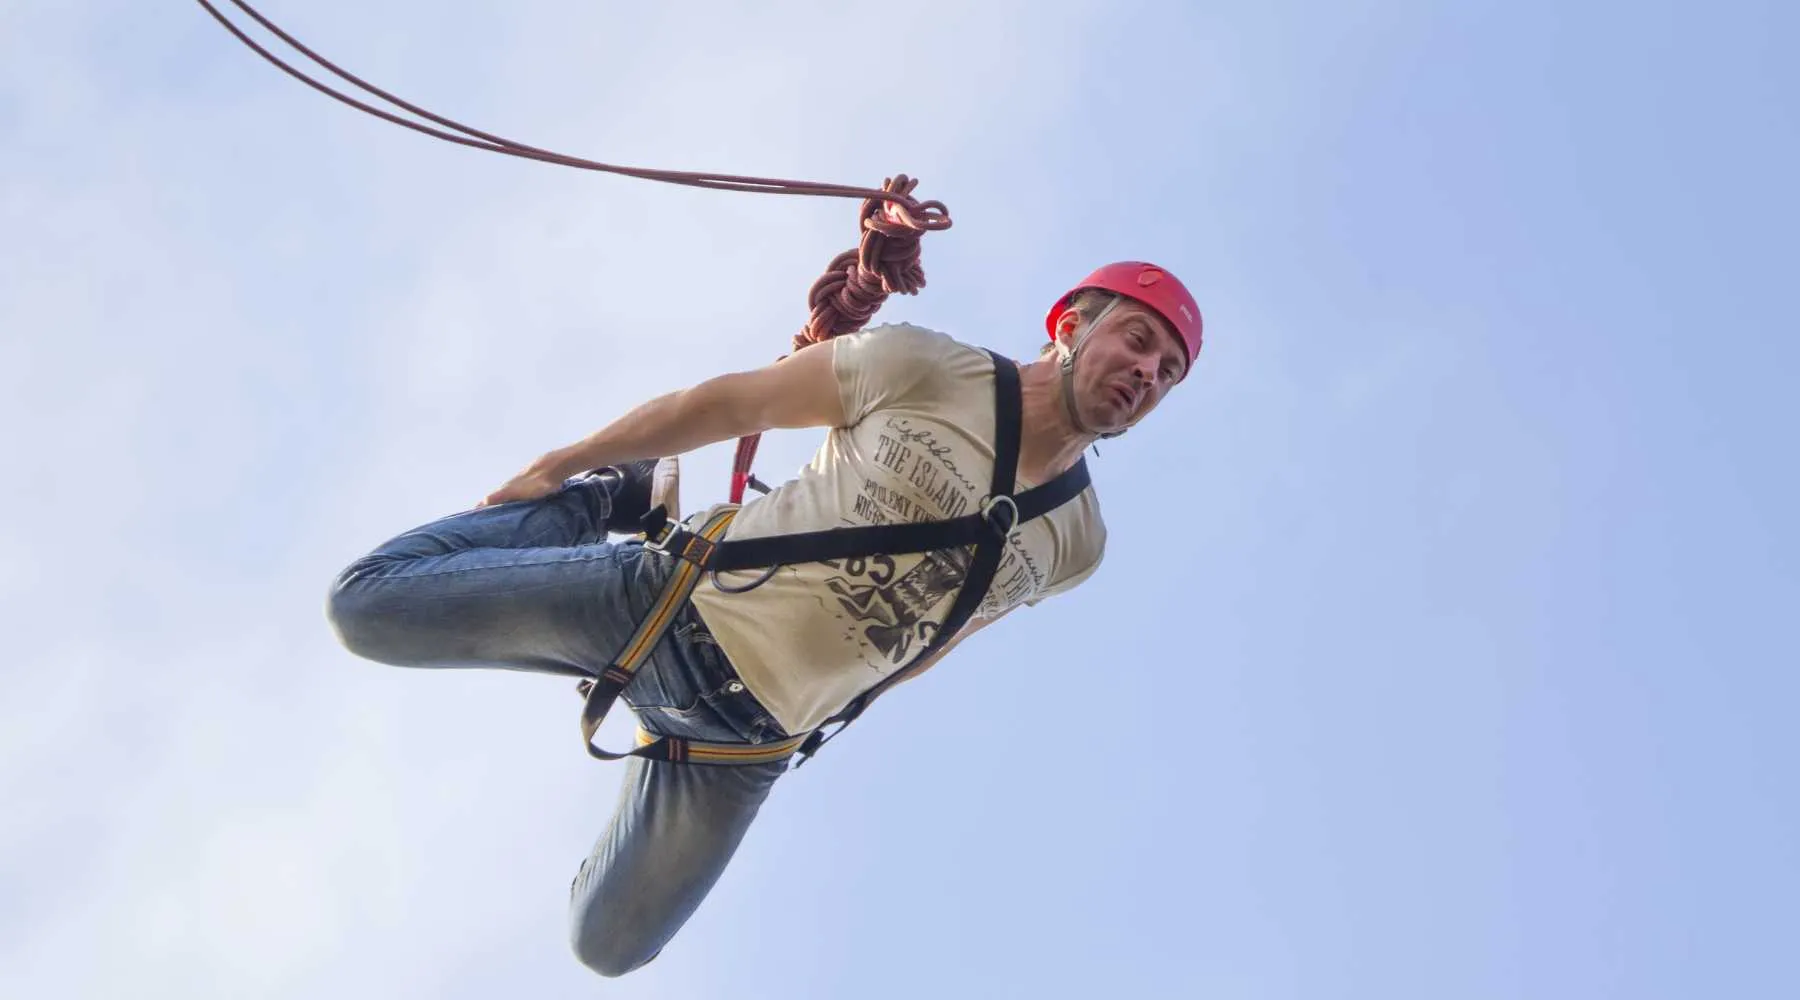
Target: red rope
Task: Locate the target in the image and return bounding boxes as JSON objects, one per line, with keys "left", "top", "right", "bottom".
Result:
{"left": 731, "top": 175, "right": 941, "bottom": 500}
{"left": 795, "top": 175, "right": 937, "bottom": 348}
{"left": 196, "top": 1, "right": 954, "bottom": 215}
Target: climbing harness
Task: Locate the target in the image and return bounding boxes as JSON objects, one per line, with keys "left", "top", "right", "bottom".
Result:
{"left": 197, "top": 0, "right": 953, "bottom": 504}
{"left": 576, "top": 350, "right": 1092, "bottom": 767}
{"left": 574, "top": 507, "right": 812, "bottom": 765}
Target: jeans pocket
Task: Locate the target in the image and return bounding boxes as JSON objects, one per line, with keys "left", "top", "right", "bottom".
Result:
{"left": 691, "top": 656, "right": 787, "bottom": 745}
{"left": 618, "top": 603, "right": 786, "bottom": 744}
{"left": 618, "top": 610, "right": 726, "bottom": 709}
{"left": 619, "top": 651, "right": 704, "bottom": 716}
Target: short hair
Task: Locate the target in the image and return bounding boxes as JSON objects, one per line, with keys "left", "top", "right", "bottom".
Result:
{"left": 1041, "top": 288, "right": 1119, "bottom": 356}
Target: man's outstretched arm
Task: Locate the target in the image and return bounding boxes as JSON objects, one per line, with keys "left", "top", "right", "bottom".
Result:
{"left": 481, "top": 340, "right": 845, "bottom": 506}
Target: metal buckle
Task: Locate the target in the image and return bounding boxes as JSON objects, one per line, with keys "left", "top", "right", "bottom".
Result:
{"left": 643, "top": 518, "right": 685, "bottom": 554}
{"left": 645, "top": 515, "right": 722, "bottom": 569}
{"left": 978, "top": 493, "right": 1020, "bottom": 540}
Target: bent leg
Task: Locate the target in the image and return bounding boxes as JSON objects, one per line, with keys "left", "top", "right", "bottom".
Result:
{"left": 569, "top": 755, "right": 784, "bottom": 977}
{"left": 325, "top": 478, "right": 662, "bottom": 677}
{"left": 567, "top": 611, "right": 792, "bottom": 977}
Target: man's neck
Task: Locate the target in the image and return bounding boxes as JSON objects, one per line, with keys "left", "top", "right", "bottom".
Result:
{"left": 1015, "top": 356, "right": 1095, "bottom": 485}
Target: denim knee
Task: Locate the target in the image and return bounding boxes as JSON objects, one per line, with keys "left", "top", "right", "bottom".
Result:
{"left": 569, "top": 912, "right": 661, "bottom": 979}
{"left": 323, "top": 562, "right": 411, "bottom": 667}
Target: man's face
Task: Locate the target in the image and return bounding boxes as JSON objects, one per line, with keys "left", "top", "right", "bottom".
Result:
{"left": 1057, "top": 300, "right": 1189, "bottom": 433}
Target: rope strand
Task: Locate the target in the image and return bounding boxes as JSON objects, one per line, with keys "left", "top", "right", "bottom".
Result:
{"left": 196, "top": 0, "right": 954, "bottom": 217}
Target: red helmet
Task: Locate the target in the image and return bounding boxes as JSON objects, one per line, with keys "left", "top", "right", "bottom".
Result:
{"left": 1044, "top": 261, "right": 1204, "bottom": 369}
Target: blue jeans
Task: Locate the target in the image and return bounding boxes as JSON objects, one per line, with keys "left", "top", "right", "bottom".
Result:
{"left": 324, "top": 477, "right": 791, "bottom": 977}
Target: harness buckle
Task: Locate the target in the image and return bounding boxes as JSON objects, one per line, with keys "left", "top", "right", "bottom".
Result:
{"left": 643, "top": 508, "right": 721, "bottom": 567}
{"left": 979, "top": 493, "right": 1020, "bottom": 540}
{"left": 641, "top": 505, "right": 678, "bottom": 551}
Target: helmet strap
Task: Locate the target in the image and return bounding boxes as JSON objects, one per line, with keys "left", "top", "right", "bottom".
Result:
{"left": 1056, "top": 295, "right": 1128, "bottom": 441}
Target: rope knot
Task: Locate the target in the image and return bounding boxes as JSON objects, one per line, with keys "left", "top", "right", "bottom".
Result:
{"left": 794, "top": 174, "right": 949, "bottom": 350}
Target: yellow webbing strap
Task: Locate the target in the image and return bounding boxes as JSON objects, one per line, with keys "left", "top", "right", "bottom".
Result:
{"left": 579, "top": 508, "right": 808, "bottom": 766}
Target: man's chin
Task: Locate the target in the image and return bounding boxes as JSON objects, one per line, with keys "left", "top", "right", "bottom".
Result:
{"left": 1102, "top": 402, "right": 1139, "bottom": 434}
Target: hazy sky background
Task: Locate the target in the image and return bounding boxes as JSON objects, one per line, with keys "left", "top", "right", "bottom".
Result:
{"left": 3, "top": 1, "right": 1795, "bottom": 997}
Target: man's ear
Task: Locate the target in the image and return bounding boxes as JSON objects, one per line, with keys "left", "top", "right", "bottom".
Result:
{"left": 1052, "top": 307, "right": 1083, "bottom": 351}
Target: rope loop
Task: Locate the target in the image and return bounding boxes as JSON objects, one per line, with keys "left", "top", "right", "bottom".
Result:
{"left": 795, "top": 175, "right": 945, "bottom": 350}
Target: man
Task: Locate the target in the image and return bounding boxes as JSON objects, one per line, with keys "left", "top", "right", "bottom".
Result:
{"left": 325, "top": 261, "right": 1204, "bottom": 977}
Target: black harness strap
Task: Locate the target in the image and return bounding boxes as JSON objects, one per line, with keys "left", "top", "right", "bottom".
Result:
{"left": 576, "top": 508, "right": 810, "bottom": 765}
{"left": 647, "top": 354, "right": 1088, "bottom": 576}
{"left": 789, "top": 349, "right": 1033, "bottom": 762}
{"left": 621, "top": 349, "right": 1090, "bottom": 766}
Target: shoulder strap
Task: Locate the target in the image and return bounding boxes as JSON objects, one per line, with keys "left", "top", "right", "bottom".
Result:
{"left": 920, "top": 348, "right": 1021, "bottom": 665}
{"left": 792, "top": 350, "right": 1069, "bottom": 764}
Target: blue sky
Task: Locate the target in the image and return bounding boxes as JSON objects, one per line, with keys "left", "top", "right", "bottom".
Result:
{"left": 3, "top": 1, "right": 1795, "bottom": 997}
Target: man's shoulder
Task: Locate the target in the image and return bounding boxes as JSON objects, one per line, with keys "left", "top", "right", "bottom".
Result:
{"left": 833, "top": 322, "right": 996, "bottom": 415}
{"left": 854, "top": 321, "right": 984, "bottom": 358}
{"left": 856, "top": 322, "right": 1005, "bottom": 383}
{"left": 1068, "top": 482, "right": 1108, "bottom": 552}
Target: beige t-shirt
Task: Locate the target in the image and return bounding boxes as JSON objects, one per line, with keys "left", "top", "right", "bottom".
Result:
{"left": 686, "top": 323, "right": 1107, "bottom": 735}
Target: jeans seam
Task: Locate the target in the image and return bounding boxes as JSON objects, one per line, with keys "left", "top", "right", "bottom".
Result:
{"left": 345, "top": 544, "right": 626, "bottom": 584}
{"left": 672, "top": 622, "right": 720, "bottom": 648}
